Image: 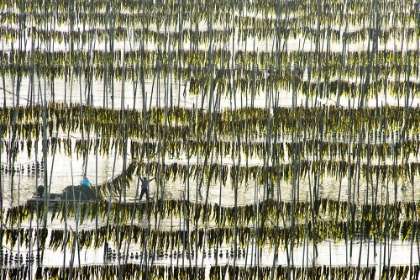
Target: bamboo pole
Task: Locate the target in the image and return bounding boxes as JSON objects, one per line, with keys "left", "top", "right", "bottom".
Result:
{"left": 270, "top": 90, "right": 284, "bottom": 280}
{"left": 356, "top": 190, "right": 368, "bottom": 279}
{"left": 303, "top": 191, "right": 308, "bottom": 279}
{"left": 1, "top": 7, "right": 7, "bottom": 109}
{"left": 215, "top": 142, "right": 223, "bottom": 270}
{"left": 62, "top": 193, "right": 68, "bottom": 279}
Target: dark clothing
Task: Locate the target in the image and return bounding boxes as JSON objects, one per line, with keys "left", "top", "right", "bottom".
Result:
{"left": 139, "top": 177, "right": 154, "bottom": 200}
{"left": 140, "top": 177, "right": 154, "bottom": 189}
{"left": 37, "top": 185, "right": 45, "bottom": 197}
{"left": 139, "top": 188, "right": 149, "bottom": 201}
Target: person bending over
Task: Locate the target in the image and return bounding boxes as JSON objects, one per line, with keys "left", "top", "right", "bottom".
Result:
{"left": 81, "top": 174, "right": 91, "bottom": 187}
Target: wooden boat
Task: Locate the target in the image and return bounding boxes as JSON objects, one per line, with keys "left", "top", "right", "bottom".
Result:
{"left": 27, "top": 185, "right": 101, "bottom": 207}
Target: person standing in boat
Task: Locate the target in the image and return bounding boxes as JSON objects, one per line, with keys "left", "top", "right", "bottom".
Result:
{"left": 139, "top": 176, "right": 154, "bottom": 201}
{"left": 81, "top": 174, "right": 91, "bottom": 187}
